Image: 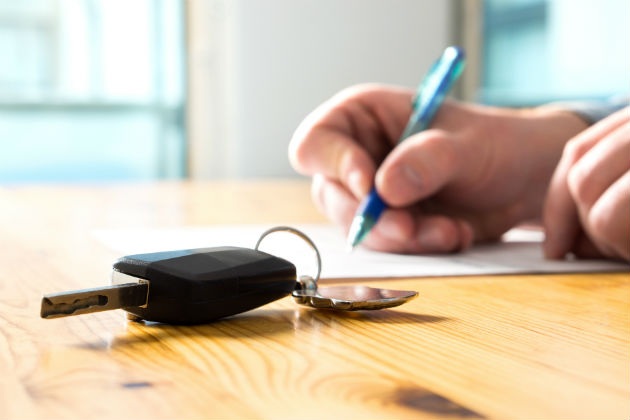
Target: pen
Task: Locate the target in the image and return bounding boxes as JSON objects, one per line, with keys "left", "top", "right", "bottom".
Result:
{"left": 346, "top": 46, "right": 466, "bottom": 250}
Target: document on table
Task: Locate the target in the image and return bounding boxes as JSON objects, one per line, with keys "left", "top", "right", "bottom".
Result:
{"left": 93, "top": 224, "right": 628, "bottom": 279}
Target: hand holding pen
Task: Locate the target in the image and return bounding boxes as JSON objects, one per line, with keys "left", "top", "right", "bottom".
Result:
{"left": 347, "top": 46, "right": 465, "bottom": 249}
{"left": 289, "top": 47, "right": 591, "bottom": 255}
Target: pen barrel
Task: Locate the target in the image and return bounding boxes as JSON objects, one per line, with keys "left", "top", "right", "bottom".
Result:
{"left": 400, "top": 46, "right": 466, "bottom": 143}
{"left": 357, "top": 187, "right": 386, "bottom": 221}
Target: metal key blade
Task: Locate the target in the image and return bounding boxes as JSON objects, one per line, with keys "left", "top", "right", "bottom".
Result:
{"left": 41, "top": 282, "right": 148, "bottom": 319}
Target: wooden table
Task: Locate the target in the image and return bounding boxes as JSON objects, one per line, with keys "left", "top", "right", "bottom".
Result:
{"left": 1, "top": 181, "right": 628, "bottom": 419}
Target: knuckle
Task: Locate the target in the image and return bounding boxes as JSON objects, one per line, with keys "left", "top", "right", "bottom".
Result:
{"left": 441, "top": 222, "right": 460, "bottom": 251}
{"left": 587, "top": 204, "right": 614, "bottom": 241}
{"left": 336, "top": 146, "right": 356, "bottom": 177}
{"left": 335, "top": 83, "right": 380, "bottom": 102}
{"left": 331, "top": 85, "right": 367, "bottom": 105}
{"left": 442, "top": 225, "right": 460, "bottom": 252}
{"left": 563, "top": 137, "right": 589, "bottom": 164}
{"left": 423, "top": 218, "right": 460, "bottom": 252}
{"left": 567, "top": 163, "right": 593, "bottom": 205}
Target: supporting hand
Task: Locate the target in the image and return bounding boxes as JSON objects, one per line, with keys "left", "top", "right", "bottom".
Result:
{"left": 544, "top": 107, "right": 630, "bottom": 261}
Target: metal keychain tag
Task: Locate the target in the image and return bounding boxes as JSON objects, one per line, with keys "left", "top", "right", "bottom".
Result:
{"left": 255, "top": 227, "right": 418, "bottom": 311}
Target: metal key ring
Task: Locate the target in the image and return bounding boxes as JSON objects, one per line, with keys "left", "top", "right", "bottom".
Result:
{"left": 254, "top": 226, "right": 322, "bottom": 285}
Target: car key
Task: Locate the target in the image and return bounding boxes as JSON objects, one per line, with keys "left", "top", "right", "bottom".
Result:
{"left": 41, "top": 226, "right": 418, "bottom": 324}
{"left": 41, "top": 246, "right": 297, "bottom": 324}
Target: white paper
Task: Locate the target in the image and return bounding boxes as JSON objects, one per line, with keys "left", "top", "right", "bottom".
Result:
{"left": 92, "top": 224, "right": 628, "bottom": 279}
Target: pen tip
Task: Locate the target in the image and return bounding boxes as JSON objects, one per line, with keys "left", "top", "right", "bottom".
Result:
{"left": 347, "top": 214, "right": 375, "bottom": 252}
{"left": 345, "top": 234, "right": 357, "bottom": 253}
{"left": 346, "top": 219, "right": 362, "bottom": 252}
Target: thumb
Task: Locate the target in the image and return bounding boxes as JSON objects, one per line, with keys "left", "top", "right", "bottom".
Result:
{"left": 375, "top": 130, "right": 460, "bottom": 207}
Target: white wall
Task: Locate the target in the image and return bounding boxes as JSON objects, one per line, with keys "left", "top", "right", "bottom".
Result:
{"left": 187, "top": 0, "right": 453, "bottom": 179}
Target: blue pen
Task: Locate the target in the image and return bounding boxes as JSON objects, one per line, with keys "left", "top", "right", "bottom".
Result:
{"left": 346, "top": 46, "right": 466, "bottom": 250}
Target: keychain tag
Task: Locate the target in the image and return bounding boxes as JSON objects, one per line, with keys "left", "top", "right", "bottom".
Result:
{"left": 292, "top": 275, "right": 417, "bottom": 310}
{"left": 255, "top": 227, "right": 418, "bottom": 311}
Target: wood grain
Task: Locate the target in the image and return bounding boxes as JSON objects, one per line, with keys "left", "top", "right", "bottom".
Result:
{"left": 0, "top": 181, "right": 628, "bottom": 419}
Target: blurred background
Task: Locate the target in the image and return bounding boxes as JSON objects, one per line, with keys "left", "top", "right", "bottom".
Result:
{"left": 0, "top": 0, "right": 627, "bottom": 183}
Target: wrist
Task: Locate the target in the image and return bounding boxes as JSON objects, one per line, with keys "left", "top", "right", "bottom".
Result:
{"left": 485, "top": 104, "right": 588, "bottom": 167}
{"left": 477, "top": 104, "right": 588, "bottom": 221}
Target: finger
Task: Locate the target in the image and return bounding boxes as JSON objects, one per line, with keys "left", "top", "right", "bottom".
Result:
{"left": 359, "top": 209, "right": 418, "bottom": 254}
{"left": 564, "top": 107, "right": 630, "bottom": 152}
{"left": 295, "top": 129, "right": 376, "bottom": 198}
{"left": 543, "top": 108, "right": 630, "bottom": 259}
{"left": 457, "top": 219, "right": 475, "bottom": 251}
{"left": 543, "top": 146, "right": 583, "bottom": 259}
{"left": 290, "top": 85, "right": 414, "bottom": 198}
{"left": 567, "top": 120, "right": 630, "bottom": 216}
{"left": 587, "top": 170, "right": 630, "bottom": 260}
{"left": 406, "top": 215, "right": 473, "bottom": 254}
{"left": 360, "top": 213, "right": 472, "bottom": 255}
{"left": 375, "top": 130, "right": 459, "bottom": 207}
{"left": 570, "top": 231, "right": 606, "bottom": 259}
{"left": 311, "top": 175, "right": 415, "bottom": 252}
{"left": 312, "top": 176, "right": 474, "bottom": 254}
{"left": 311, "top": 174, "right": 356, "bottom": 226}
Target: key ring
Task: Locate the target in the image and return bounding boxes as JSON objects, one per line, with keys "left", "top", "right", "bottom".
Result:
{"left": 254, "top": 226, "right": 322, "bottom": 287}
{"left": 255, "top": 226, "right": 417, "bottom": 311}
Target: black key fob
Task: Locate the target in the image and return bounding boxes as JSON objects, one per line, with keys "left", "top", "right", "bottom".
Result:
{"left": 112, "top": 246, "right": 296, "bottom": 324}
{"left": 41, "top": 227, "right": 419, "bottom": 325}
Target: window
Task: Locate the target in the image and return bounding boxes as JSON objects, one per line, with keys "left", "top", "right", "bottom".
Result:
{"left": 0, "top": 0, "right": 186, "bottom": 182}
{"left": 481, "top": 0, "right": 629, "bottom": 106}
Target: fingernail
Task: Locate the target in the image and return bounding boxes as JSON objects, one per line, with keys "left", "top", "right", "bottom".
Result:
{"left": 376, "top": 214, "right": 407, "bottom": 242}
{"left": 402, "top": 164, "right": 422, "bottom": 189}
{"left": 348, "top": 169, "right": 368, "bottom": 198}
{"left": 417, "top": 225, "right": 444, "bottom": 250}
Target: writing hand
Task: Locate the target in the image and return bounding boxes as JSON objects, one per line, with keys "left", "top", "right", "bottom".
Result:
{"left": 289, "top": 84, "right": 587, "bottom": 254}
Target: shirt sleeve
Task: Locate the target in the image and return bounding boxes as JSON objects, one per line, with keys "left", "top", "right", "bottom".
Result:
{"left": 552, "top": 95, "right": 629, "bottom": 125}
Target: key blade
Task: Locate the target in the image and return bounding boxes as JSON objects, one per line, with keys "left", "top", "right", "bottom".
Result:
{"left": 41, "top": 282, "right": 149, "bottom": 319}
